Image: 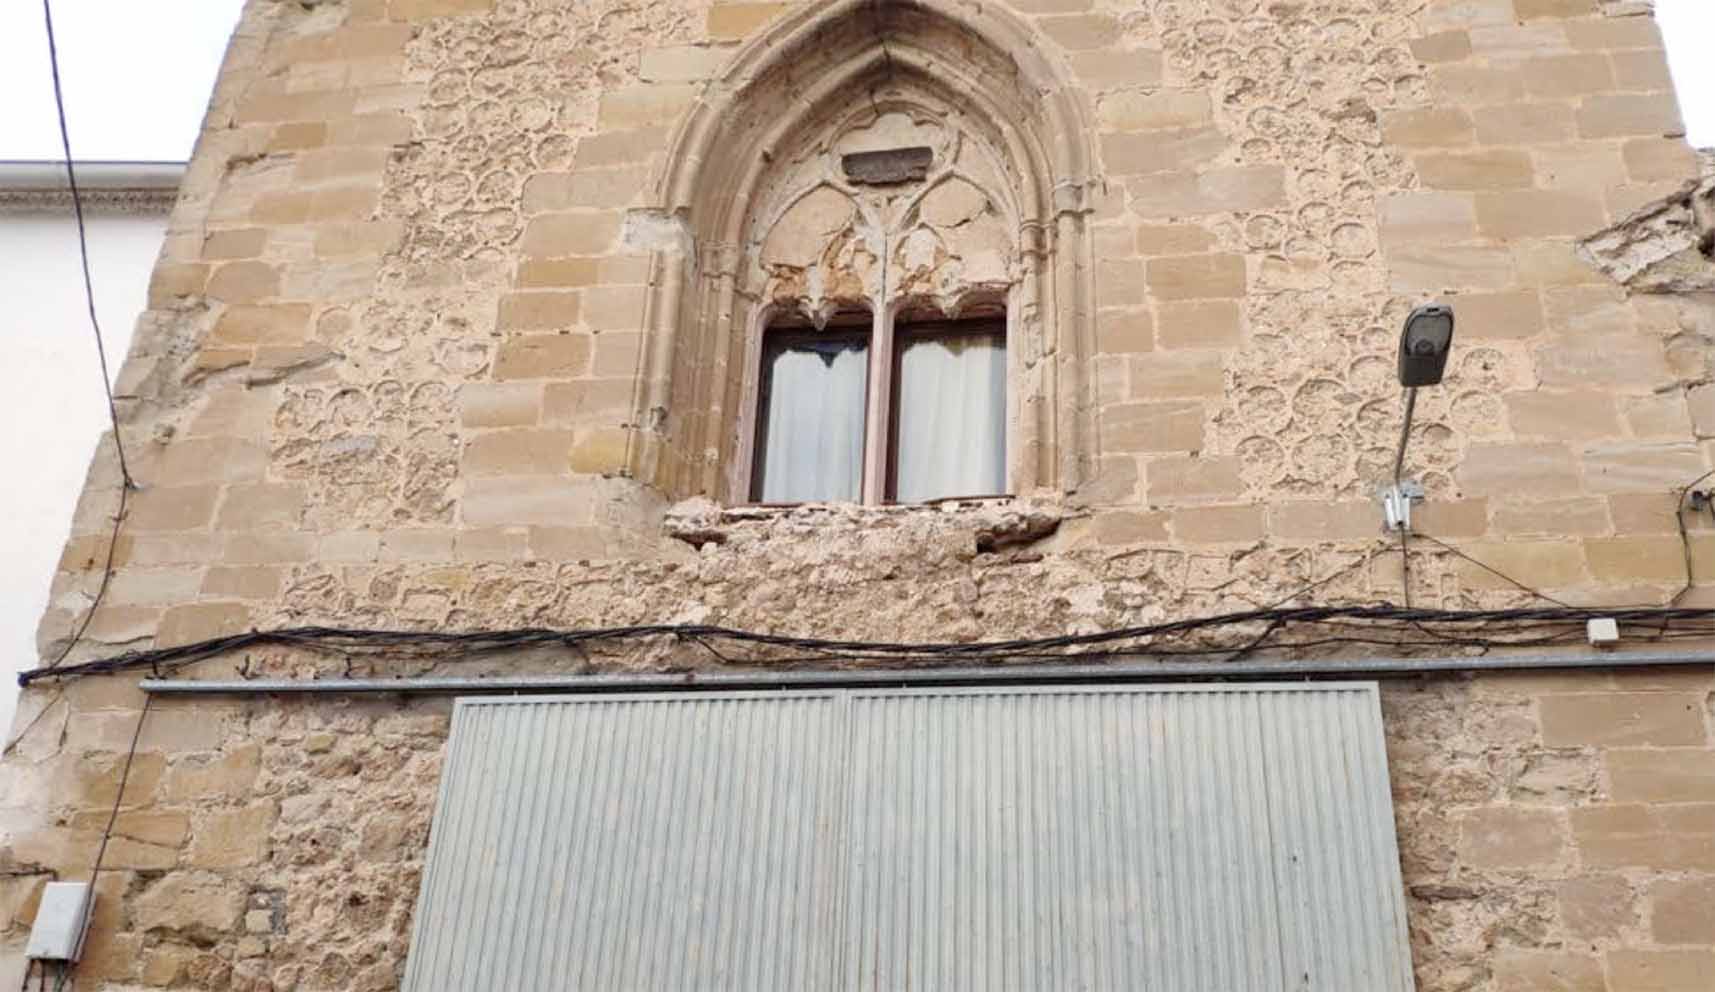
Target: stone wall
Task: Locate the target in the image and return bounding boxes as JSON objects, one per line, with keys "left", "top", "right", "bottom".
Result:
{"left": 3, "top": 0, "right": 1715, "bottom": 988}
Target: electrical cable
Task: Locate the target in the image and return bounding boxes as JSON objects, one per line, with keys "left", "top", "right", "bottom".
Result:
{"left": 40, "top": 0, "right": 132, "bottom": 485}
{"left": 31, "top": 0, "right": 138, "bottom": 683}
{"left": 1670, "top": 467, "right": 1715, "bottom": 606}
{"left": 87, "top": 695, "right": 151, "bottom": 890}
{"left": 23, "top": 603, "right": 1715, "bottom": 688}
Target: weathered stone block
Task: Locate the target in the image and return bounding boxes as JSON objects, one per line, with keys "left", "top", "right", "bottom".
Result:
{"left": 1068, "top": 48, "right": 1165, "bottom": 90}
{"left": 1266, "top": 502, "right": 1378, "bottom": 542}
{"left": 162, "top": 745, "right": 261, "bottom": 801}
{"left": 1381, "top": 108, "right": 1474, "bottom": 148}
{"left": 1459, "top": 806, "right": 1567, "bottom": 869}
{"left": 206, "top": 261, "right": 281, "bottom": 304}
{"left": 1541, "top": 692, "right": 1706, "bottom": 747}
{"left": 640, "top": 45, "right": 732, "bottom": 83}
{"left": 1100, "top": 401, "right": 1205, "bottom": 453}
{"left": 1605, "top": 950, "right": 1715, "bottom": 992}
{"left": 1145, "top": 455, "right": 1242, "bottom": 505}
{"left": 1476, "top": 190, "right": 1606, "bottom": 239}
{"left": 568, "top": 429, "right": 630, "bottom": 474}
{"left": 707, "top": 3, "right": 790, "bottom": 40}
{"left": 133, "top": 873, "right": 245, "bottom": 939}
{"left": 1456, "top": 443, "right": 1581, "bottom": 496}
{"left": 387, "top": 0, "right": 494, "bottom": 19}
{"left": 462, "top": 429, "right": 574, "bottom": 476}
{"left": 1453, "top": 541, "right": 1588, "bottom": 590}
{"left": 1607, "top": 749, "right": 1715, "bottom": 803}
{"left": 127, "top": 485, "right": 221, "bottom": 532}
{"left": 1156, "top": 300, "right": 1241, "bottom": 349}
{"left": 1557, "top": 874, "right": 1636, "bottom": 940}
{"left": 217, "top": 484, "right": 306, "bottom": 530}
{"left": 497, "top": 291, "right": 582, "bottom": 331}
{"left": 1089, "top": 510, "right": 1170, "bottom": 545}
{"left": 520, "top": 212, "right": 623, "bottom": 256}
{"left": 1581, "top": 442, "right": 1707, "bottom": 494}
{"left": 1504, "top": 391, "right": 1621, "bottom": 440}
{"left": 1127, "top": 351, "right": 1225, "bottom": 399}
{"left": 493, "top": 333, "right": 591, "bottom": 380}
{"left": 1491, "top": 951, "right": 1603, "bottom": 992}
{"left": 1098, "top": 90, "right": 1211, "bottom": 131}
{"left": 187, "top": 803, "right": 278, "bottom": 869}
{"left": 1100, "top": 128, "right": 1227, "bottom": 176}
{"left": 1577, "top": 92, "right": 1683, "bottom": 139}
{"left": 156, "top": 602, "right": 251, "bottom": 648}
{"left": 1146, "top": 255, "right": 1246, "bottom": 300}
{"left": 462, "top": 477, "right": 601, "bottom": 527}
{"left": 1170, "top": 504, "right": 1264, "bottom": 543}
{"left": 1416, "top": 149, "right": 1535, "bottom": 190}
{"left": 211, "top": 304, "right": 312, "bottom": 346}
{"left": 1388, "top": 244, "right": 1516, "bottom": 292}
{"left": 1410, "top": 30, "right": 1472, "bottom": 63}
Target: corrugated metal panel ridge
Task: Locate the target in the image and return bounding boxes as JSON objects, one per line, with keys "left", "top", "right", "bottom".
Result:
{"left": 404, "top": 684, "right": 1415, "bottom": 991}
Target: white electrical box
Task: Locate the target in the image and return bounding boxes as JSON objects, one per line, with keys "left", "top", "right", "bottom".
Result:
{"left": 25, "top": 882, "right": 91, "bottom": 962}
{"left": 1587, "top": 617, "right": 1620, "bottom": 648}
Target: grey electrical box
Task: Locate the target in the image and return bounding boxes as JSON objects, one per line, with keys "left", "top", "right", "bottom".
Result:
{"left": 25, "top": 882, "right": 91, "bottom": 962}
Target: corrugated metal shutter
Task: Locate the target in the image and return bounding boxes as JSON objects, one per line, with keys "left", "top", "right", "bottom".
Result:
{"left": 403, "top": 684, "right": 1415, "bottom": 991}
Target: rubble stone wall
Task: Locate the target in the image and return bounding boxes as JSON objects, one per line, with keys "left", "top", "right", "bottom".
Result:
{"left": 3, "top": 0, "right": 1715, "bottom": 988}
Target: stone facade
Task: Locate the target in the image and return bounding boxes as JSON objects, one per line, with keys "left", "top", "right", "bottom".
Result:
{"left": 3, "top": 0, "right": 1715, "bottom": 988}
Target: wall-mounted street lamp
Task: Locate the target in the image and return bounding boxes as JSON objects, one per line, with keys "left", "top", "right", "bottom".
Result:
{"left": 1381, "top": 304, "right": 1455, "bottom": 533}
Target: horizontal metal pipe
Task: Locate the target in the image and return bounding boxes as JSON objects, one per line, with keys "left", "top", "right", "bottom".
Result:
{"left": 138, "top": 649, "right": 1715, "bottom": 696}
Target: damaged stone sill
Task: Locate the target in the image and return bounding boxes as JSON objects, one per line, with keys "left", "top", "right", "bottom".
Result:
{"left": 664, "top": 494, "right": 1068, "bottom": 551}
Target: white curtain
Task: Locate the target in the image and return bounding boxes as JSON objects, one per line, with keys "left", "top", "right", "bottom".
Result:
{"left": 757, "top": 341, "right": 869, "bottom": 502}
{"left": 894, "top": 336, "right": 1006, "bottom": 502}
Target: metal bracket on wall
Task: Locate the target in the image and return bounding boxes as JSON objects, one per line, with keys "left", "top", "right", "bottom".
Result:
{"left": 1380, "top": 479, "right": 1424, "bottom": 533}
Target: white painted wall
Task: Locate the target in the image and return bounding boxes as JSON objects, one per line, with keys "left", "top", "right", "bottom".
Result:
{"left": 0, "top": 212, "right": 165, "bottom": 740}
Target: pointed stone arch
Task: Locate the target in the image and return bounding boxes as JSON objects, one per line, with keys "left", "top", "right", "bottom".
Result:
{"left": 627, "top": 0, "right": 1099, "bottom": 503}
